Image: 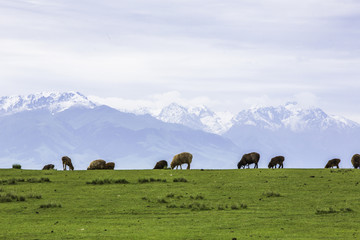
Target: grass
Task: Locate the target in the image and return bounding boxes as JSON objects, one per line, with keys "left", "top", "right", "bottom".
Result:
{"left": 0, "top": 168, "right": 359, "bottom": 239}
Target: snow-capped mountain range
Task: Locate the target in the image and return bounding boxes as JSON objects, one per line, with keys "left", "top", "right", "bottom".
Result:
{"left": 231, "top": 102, "right": 359, "bottom": 132}
{"left": 1, "top": 92, "right": 358, "bottom": 134}
{"left": 0, "top": 92, "right": 96, "bottom": 115}
{"left": 0, "top": 91, "right": 359, "bottom": 169}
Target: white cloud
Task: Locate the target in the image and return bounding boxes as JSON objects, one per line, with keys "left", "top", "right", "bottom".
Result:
{"left": 0, "top": 0, "right": 359, "bottom": 122}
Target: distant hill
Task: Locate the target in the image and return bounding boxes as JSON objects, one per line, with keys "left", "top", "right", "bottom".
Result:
{"left": 223, "top": 102, "right": 360, "bottom": 168}
{"left": 0, "top": 92, "right": 239, "bottom": 169}
{"left": 0, "top": 92, "right": 359, "bottom": 169}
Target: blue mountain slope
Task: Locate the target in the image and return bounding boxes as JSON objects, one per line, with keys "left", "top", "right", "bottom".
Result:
{"left": 0, "top": 106, "right": 240, "bottom": 170}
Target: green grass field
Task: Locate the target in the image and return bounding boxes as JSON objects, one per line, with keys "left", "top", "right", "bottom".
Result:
{"left": 1, "top": 168, "right": 359, "bottom": 239}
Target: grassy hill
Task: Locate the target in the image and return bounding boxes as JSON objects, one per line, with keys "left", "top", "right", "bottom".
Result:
{"left": 0, "top": 168, "right": 359, "bottom": 239}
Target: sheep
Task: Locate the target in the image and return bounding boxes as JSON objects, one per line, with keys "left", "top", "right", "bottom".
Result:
{"left": 171, "top": 152, "right": 192, "bottom": 170}
{"left": 153, "top": 160, "right": 168, "bottom": 169}
{"left": 105, "top": 162, "right": 115, "bottom": 170}
{"left": 237, "top": 152, "right": 260, "bottom": 169}
{"left": 268, "top": 156, "right": 285, "bottom": 169}
{"left": 42, "top": 164, "right": 55, "bottom": 170}
{"left": 325, "top": 158, "right": 341, "bottom": 168}
{"left": 351, "top": 154, "right": 360, "bottom": 169}
{"left": 87, "top": 159, "right": 106, "bottom": 170}
{"left": 62, "top": 156, "right": 74, "bottom": 171}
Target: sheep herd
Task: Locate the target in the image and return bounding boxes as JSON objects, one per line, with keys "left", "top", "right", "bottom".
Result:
{"left": 40, "top": 152, "right": 360, "bottom": 171}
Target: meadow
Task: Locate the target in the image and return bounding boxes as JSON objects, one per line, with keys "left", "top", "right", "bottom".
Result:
{"left": 0, "top": 168, "right": 359, "bottom": 239}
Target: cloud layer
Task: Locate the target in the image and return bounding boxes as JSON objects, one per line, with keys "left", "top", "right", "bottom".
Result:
{"left": 1, "top": 0, "right": 359, "bottom": 121}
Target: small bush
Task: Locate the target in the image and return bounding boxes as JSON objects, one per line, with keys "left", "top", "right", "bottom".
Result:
{"left": 195, "top": 194, "right": 204, "bottom": 200}
{"left": 217, "top": 204, "right": 225, "bottom": 210}
{"left": 231, "top": 204, "right": 239, "bottom": 210}
{"left": 1, "top": 178, "right": 25, "bottom": 185}
{"left": 263, "top": 192, "right": 281, "bottom": 197}
{"left": 87, "top": 179, "right": 129, "bottom": 185}
{"left": 138, "top": 178, "right": 166, "bottom": 183}
{"left": 340, "top": 208, "right": 353, "bottom": 213}
{"left": 28, "top": 194, "right": 42, "bottom": 199}
{"left": 190, "top": 194, "right": 204, "bottom": 200}
{"left": 173, "top": 178, "right": 188, "bottom": 183}
{"left": 157, "top": 198, "right": 168, "bottom": 204}
{"left": 114, "top": 179, "right": 129, "bottom": 184}
{"left": 12, "top": 164, "right": 21, "bottom": 169}
{"left": 240, "top": 203, "right": 248, "bottom": 209}
{"left": 316, "top": 207, "right": 354, "bottom": 215}
{"left": 230, "top": 203, "right": 247, "bottom": 210}
{"left": 0, "top": 193, "right": 26, "bottom": 203}
{"left": 27, "top": 178, "right": 50, "bottom": 183}
{"left": 316, "top": 207, "right": 337, "bottom": 215}
{"left": 188, "top": 202, "right": 211, "bottom": 211}
{"left": 166, "top": 193, "right": 175, "bottom": 198}
{"left": 138, "top": 178, "right": 149, "bottom": 183}
{"left": 167, "top": 204, "right": 178, "bottom": 208}
{"left": 40, "top": 203, "right": 62, "bottom": 208}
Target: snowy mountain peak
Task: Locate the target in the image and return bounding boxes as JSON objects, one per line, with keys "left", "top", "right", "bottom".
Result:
{"left": 0, "top": 91, "right": 96, "bottom": 115}
{"left": 157, "top": 103, "right": 233, "bottom": 134}
{"left": 233, "top": 103, "right": 359, "bottom": 132}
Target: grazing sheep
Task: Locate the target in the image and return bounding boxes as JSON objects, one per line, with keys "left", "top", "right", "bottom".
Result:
{"left": 325, "top": 158, "right": 341, "bottom": 168}
{"left": 351, "top": 154, "right": 360, "bottom": 169}
{"left": 268, "top": 156, "right": 285, "bottom": 169}
{"left": 105, "top": 162, "right": 115, "bottom": 170}
{"left": 153, "top": 160, "right": 168, "bottom": 169}
{"left": 62, "top": 156, "right": 74, "bottom": 171}
{"left": 171, "top": 152, "right": 193, "bottom": 170}
{"left": 237, "top": 152, "right": 260, "bottom": 169}
{"left": 42, "top": 164, "right": 55, "bottom": 170}
{"left": 87, "top": 159, "right": 106, "bottom": 170}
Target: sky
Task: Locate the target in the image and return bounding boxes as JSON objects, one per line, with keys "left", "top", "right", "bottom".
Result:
{"left": 1, "top": 0, "right": 360, "bottom": 121}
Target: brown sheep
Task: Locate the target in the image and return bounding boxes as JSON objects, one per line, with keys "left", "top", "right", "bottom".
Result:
{"left": 105, "top": 162, "right": 115, "bottom": 170}
{"left": 42, "top": 164, "right": 55, "bottom": 170}
{"left": 351, "top": 154, "right": 360, "bottom": 169}
{"left": 325, "top": 158, "right": 341, "bottom": 168}
{"left": 87, "top": 159, "right": 106, "bottom": 170}
{"left": 268, "top": 156, "right": 285, "bottom": 169}
{"left": 153, "top": 160, "right": 168, "bottom": 169}
{"left": 171, "top": 152, "right": 192, "bottom": 170}
{"left": 62, "top": 156, "right": 74, "bottom": 171}
{"left": 237, "top": 152, "right": 260, "bottom": 169}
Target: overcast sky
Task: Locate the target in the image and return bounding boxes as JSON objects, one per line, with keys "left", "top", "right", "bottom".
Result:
{"left": 1, "top": 0, "right": 359, "bottom": 121}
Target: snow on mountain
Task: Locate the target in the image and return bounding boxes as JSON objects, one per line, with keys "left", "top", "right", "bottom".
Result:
{"left": 0, "top": 92, "right": 96, "bottom": 115}
{"left": 231, "top": 102, "right": 359, "bottom": 132}
{"left": 156, "top": 103, "right": 233, "bottom": 134}
{"left": 0, "top": 96, "right": 241, "bottom": 170}
{"left": 224, "top": 102, "right": 360, "bottom": 168}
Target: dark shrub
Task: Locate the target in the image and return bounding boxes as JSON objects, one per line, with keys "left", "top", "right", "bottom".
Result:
{"left": 40, "top": 203, "right": 62, "bottom": 208}
{"left": 173, "top": 178, "right": 188, "bottom": 182}
{"left": 12, "top": 164, "right": 21, "bottom": 169}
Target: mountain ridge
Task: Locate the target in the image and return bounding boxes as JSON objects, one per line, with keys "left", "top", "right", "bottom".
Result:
{"left": 0, "top": 92, "right": 359, "bottom": 169}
